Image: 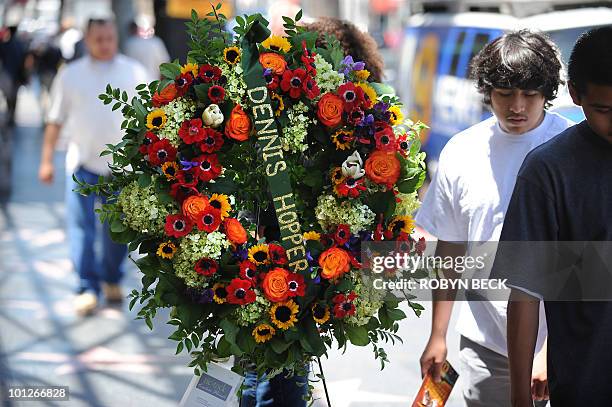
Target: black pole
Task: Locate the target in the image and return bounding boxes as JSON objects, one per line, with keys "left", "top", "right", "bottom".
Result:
{"left": 317, "top": 357, "right": 332, "bottom": 407}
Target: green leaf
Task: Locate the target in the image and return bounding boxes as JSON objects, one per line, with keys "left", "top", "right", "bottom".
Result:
{"left": 159, "top": 62, "right": 181, "bottom": 80}
{"left": 110, "top": 219, "right": 126, "bottom": 233}
{"left": 345, "top": 325, "right": 369, "bottom": 346}
{"left": 237, "top": 328, "right": 256, "bottom": 354}
{"left": 194, "top": 83, "right": 210, "bottom": 102}
{"left": 175, "top": 341, "right": 184, "bottom": 354}
{"left": 138, "top": 173, "right": 151, "bottom": 188}
{"left": 295, "top": 9, "right": 302, "bottom": 21}
{"left": 270, "top": 337, "right": 292, "bottom": 354}
{"left": 133, "top": 99, "right": 148, "bottom": 126}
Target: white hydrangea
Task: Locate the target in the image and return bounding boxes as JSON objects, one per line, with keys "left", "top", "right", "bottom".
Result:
{"left": 394, "top": 191, "right": 421, "bottom": 217}
{"left": 314, "top": 54, "right": 345, "bottom": 96}
{"left": 117, "top": 178, "right": 176, "bottom": 235}
{"left": 235, "top": 291, "right": 271, "bottom": 326}
{"left": 173, "top": 231, "right": 231, "bottom": 287}
{"left": 221, "top": 64, "right": 247, "bottom": 104}
{"left": 158, "top": 97, "right": 197, "bottom": 146}
{"left": 347, "top": 274, "right": 384, "bottom": 326}
{"left": 281, "top": 102, "right": 313, "bottom": 153}
{"left": 315, "top": 194, "right": 376, "bottom": 234}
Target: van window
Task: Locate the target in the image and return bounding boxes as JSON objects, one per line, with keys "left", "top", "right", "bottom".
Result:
{"left": 449, "top": 31, "right": 467, "bottom": 76}
{"left": 469, "top": 32, "right": 491, "bottom": 66}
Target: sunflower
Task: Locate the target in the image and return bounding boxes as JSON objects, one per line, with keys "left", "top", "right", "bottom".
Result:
{"left": 208, "top": 193, "right": 231, "bottom": 219}
{"left": 388, "top": 105, "right": 404, "bottom": 126}
{"left": 248, "top": 244, "right": 269, "bottom": 265}
{"left": 356, "top": 82, "right": 377, "bottom": 105}
{"left": 331, "top": 129, "right": 355, "bottom": 150}
{"left": 161, "top": 161, "right": 179, "bottom": 180}
{"left": 330, "top": 167, "right": 345, "bottom": 185}
{"left": 261, "top": 35, "right": 292, "bottom": 53}
{"left": 212, "top": 283, "right": 228, "bottom": 304}
{"left": 252, "top": 323, "right": 275, "bottom": 343}
{"left": 388, "top": 215, "right": 415, "bottom": 234}
{"left": 312, "top": 303, "right": 330, "bottom": 324}
{"left": 270, "top": 300, "right": 299, "bottom": 330}
{"left": 354, "top": 69, "right": 370, "bottom": 81}
{"left": 146, "top": 109, "right": 167, "bottom": 130}
{"left": 180, "top": 62, "right": 199, "bottom": 77}
{"left": 271, "top": 93, "right": 284, "bottom": 116}
{"left": 223, "top": 46, "right": 241, "bottom": 65}
{"left": 303, "top": 231, "right": 321, "bottom": 241}
{"left": 156, "top": 241, "right": 177, "bottom": 259}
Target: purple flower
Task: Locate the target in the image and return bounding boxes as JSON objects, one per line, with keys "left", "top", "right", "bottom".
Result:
{"left": 180, "top": 159, "right": 200, "bottom": 171}
{"left": 186, "top": 287, "right": 214, "bottom": 304}
{"left": 339, "top": 55, "right": 366, "bottom": 75}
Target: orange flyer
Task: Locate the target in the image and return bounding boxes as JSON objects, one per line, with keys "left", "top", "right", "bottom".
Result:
{"left": 412, "top": 361, "right": 459, "bottom": 407}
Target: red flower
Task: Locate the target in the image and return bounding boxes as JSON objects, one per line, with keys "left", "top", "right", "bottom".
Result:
{"left": 196, "top": 206, "right": 222, "bottom": 232}
{"left": 280, "top": 68, "right": 308, "bottom": 99}
{"left": 194, "top": 257, "right": 218, "bottom": 276}
{"left": 175, "top": 73, "right": 193, "bottom": 96}
{"left": 374, "top": 122, "right": 396, "bottom": 151}
{"left": 148, "top": 139, "right": 177, "bottom": 166}
{"left": 169, "top": 183, "right": 195, "bottom": 203}
{"left": 264, "top": 70, "right": 280, "bottom": 91}
{"left": 199, "top": 128, "right": 224, "bottom": 153}
{"left": 199, "top": 64, "right": 222, "bottom": 83}
{"left": 140, "top": 131, "right": 159, "bottom": 154}
{"left": 300, "top": 41, "right": 317, "bottom": 75}
{"left": 346, "top": 108, "right": 365, "bottom": 126}
{"left": 338, "top": 82, "right": 366, "bottom": 112}
{"left": 164, "top": 214, "right": 193, "bottom": 238}
{"left": 226, "top": 278, "right": 256, "bottom": 305}
{"left": 286, "top": 272, "right": 305, "bottom": 298}
{"left": 179, "top": 118, "right": 206, "bottom": 144}
{"left": 302, "top": 75, "right": 320, "bottom": 100}
{"left": 152, "top": 83, "right": 178, "bottom": 107}
{"left": 208, "top": 85, "right": 225, "bottom": 103}
{"left": 332, "top": 291, "right": 357, "bottom": 318}
{"left": 239, "top": 260, "right": 259, "bottom": 284}
{"left": 333, "top": 224, "right": 351, "bottom": 246}
{"left": 416, "top": 237, "right": 427, "bottom": 256}
{"left": 176, "top": 167, "right": 200, "bottom": 187}
{"left": 268, "top": 243, "right": 288, "bottom": 265}
{"left": 335, "top": 177, "right": 366, "bottom": 198}
{"left": 397, "top": 133, "right": 410, "bottom": 157}
{"left": 194, "top": 154, "right": 222, "bottom": 182}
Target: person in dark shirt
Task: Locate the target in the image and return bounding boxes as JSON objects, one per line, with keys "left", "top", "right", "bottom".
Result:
{"left": 493, "top": 26, "right": 612, "bottom": 406}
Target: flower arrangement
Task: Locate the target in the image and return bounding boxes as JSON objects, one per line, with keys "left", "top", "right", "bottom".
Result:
{"left": 79, "top": 5, "right": 427, "bottom": 398}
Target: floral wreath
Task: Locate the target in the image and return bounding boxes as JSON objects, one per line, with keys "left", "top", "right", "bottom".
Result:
{"left": 80, "top": 5, "right": 427, "bottom": 399}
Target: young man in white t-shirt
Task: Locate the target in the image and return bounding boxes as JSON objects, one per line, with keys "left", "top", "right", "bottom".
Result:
{"left": 416, "top": 30, "right": 574, "bottom": 406}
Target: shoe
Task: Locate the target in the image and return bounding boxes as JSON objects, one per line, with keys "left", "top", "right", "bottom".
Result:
{"left": 102, "top": 283, "right": 124, "bottom": 304}
{"left": 74, "top": 292, "right": 98, "bottom": 316}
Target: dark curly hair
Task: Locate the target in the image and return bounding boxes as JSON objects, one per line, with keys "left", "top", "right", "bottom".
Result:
{"left": 469, "top": 29, "right": 563, "bottom": 107}
{"left": 303, "top": 17, "right": 384, "bottom": 83}
{"left": 568, "top": 26, "right": 612, "bottom": 95}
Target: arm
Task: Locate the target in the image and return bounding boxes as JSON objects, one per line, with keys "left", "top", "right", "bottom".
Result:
{"left": 38, "top": 123, "right": 62, "bottom": 184}
{"left": 420, "top": 240, "right": 467, "bottom": 382}
{"left": 507, "top": 288, "right": 540, "bottom": 407}
{"left": 532, "top": 336, "right": 548, "bottom": 401}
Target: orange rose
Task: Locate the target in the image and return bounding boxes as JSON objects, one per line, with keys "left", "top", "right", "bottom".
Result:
{"left": 365, "top": 150, "right": 401, "bottom": 188}
{"left": 318, "top": 247, "right": 350, "bottom": 280}
{"left": 182, "top": 195, "right": 209, "bottom": 223}
{"left": 262, "top": 267, "right": 290, "bottom": 302}
{"left": 317, "top": 93, "right": 343, "bottom": 128}
{"left": 152, "top": 83, "right": 177, "bottom": 107}
{"left": 259, "top": 52, "right": 287, "bottom": 75}
{"left": 224, "top": 218, "right": 247, "bottom": 245}
{"left": 225, "top": 105, "right": 252, "bottom": 142}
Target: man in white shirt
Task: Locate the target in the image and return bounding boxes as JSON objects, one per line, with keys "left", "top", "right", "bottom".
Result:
{"left": 38, "top": 18, "right": 150, "bottom": 316}
{"left": 416, "top": 30, "right": 574, "bottom": 406}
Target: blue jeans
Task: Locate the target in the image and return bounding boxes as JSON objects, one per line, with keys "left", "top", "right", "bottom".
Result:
{"left": 240, "top": 368, "right": 309, "bottom": 407}
{"left": 66, "top": 167, "right": 126, "bottom": 295}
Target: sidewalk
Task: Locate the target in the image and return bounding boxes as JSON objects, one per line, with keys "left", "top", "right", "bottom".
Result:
{"left": 0, "top": 85, "right": 463, "bottom": 407}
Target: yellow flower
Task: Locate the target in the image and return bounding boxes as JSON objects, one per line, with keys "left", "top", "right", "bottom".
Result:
{"left": 252, "top": 323, "right": 275, "bottom": 343}
{"left": 209, "top": 193, "right": 231, "bottom": 220}
{"left": 261, "top": 35, "right": 292, "bottom": 53}
{"left": 331, "top": 129, "right": 354, "bottom": 150}
{"left": 330, "top": 167, "right": 345, "bottom": 185}
{"left": 303, "top": 231, "right": 321, "bottom": 241}
{"left": 356, "top": 82, "right": 377, "bottom": 105}
{"left": 212, "top": 283, "right": 228, "bottom": 304}
{"left": 146, "top": 109, "right": 167, "bottom": 130}
{"left": 312, "top": 303, "right": 330, "bottom": 324}
{"left": 271, "top": 93, "right": 284, "bottom": 117}
{"left": 270, "top": 300, "right": 299, "bottom": 330}
{"left": 354, "top": 69, "right": 370, "bottom": 81}
{"left": 181, "top": 62, "right": 199, "bottom": 77}
{"left": 388, "top": 105, "right": 404, "bottom": 126}
{"left": 387, "top": 215, "right": 415, "bottom": 234}
{"left": 157, "top": 241, "right": 177, "bottom": 259}
{"left": 248, "top": 244, "right": 269, "bottom": 265}
{"left": 161, "top": 161, "right": 179, "bottom": 180}
{"left": 223, "top": 46, "right": 241, "bottom": 65}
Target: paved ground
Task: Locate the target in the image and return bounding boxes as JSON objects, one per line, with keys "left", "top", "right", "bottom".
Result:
{"left": 0, "top": 85, "right": 463, "bottom": 407}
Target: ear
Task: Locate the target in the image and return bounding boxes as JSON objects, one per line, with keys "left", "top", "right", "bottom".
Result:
{"left": 568, "top": 82, "right": 582, "bottom": 106}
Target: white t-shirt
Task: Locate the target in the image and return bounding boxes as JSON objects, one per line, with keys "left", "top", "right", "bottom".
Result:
{"left": 124, "top": 36, "right": 169, "bottom": 79}
{"left": 47, "top": 55, "right": 151, "bottom": 175}
{"left": 416, "top": 111, "right": 575, "bottom": 356}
